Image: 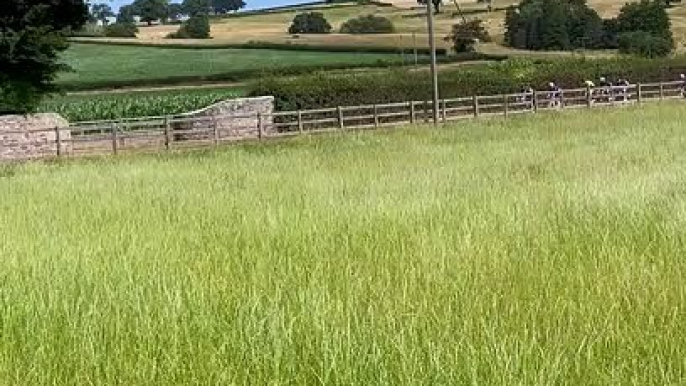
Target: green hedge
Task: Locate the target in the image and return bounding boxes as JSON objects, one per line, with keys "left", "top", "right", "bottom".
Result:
{"left": 69, "top": 38, "right": 450, "bottom": 56}
{"left": 248, "top": 56, "right": 686, "bottom": 111}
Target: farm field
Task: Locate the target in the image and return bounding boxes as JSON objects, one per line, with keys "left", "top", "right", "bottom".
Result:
{"left": 58, "top": 43, "right": 409, "bottom": 90}
{"left": 40, "top": 86, "right": 247, "bottom": 121}
{"left": 1, "top": 103, "right": 686, "bottom": 384}
{"left": 90, "top": 0, "right": 686, "bottom": 52}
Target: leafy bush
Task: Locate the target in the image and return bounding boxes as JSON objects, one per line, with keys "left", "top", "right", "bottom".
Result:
{"left": 104, "top": 23, "right": 139, "bottom": 38}
{"left": 339, "top": 15, "right": 395, "bottom": 34}
{"left": 168, "top": 15, "right": 211, "bottom": 39}
{"left": 618, "top": 31, "right": 673, "bottom": 58}
{"left": 249, "top": 56, "right": 686, "bottom": 111}
{"left": 445, "top": 19, "right": 491, "bottom": 53}
{"left": 288, "top": 12, "right": 332, "bottom": 34}
{"left": 72, "top": 23, "right": 105, "bottom": 37}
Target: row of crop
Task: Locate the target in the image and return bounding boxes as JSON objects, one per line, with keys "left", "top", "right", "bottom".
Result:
{"left": 40, "top": 88, "right": 245, "bottom": 122}
{"left": 248, "top": 56, "right": 686, "bottom": 111}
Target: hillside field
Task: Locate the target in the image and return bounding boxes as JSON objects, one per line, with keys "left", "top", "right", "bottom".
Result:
{"left": 90, "top": 0, "right": 686, "bottom": 52}
{"left": 58, "top": 43, "right": 410, "bottom": 90}
{"left": 1, "top": 103, "right": 685, "bottom": 384}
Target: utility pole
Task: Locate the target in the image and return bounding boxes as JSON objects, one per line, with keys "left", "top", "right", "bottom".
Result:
{"left": 425, "top": 0, "right": 440, "bottom": 125}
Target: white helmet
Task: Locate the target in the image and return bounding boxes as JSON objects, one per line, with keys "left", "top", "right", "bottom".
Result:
{"left": 681, "top": 74, "right": 685, "bottom": 79}
{"left": 600, "top": 76, "right": 606, "bottom": 82}
{"left": 549, "top": 82, "right": 555, "bottom": 88}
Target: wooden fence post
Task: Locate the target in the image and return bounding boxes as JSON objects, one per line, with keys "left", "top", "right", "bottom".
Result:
{"left": 164, "top": 117, "right": 172, "bottom": 150}
{"left": 54, "top": 127, "right": 62, "bottom": 157}
{"left": 297, "top": 110, "right": 303, "bottom": 134}
{"left": 441, "top": 99, "right": 447, "bottom": 124}
{"left": 637, "top": 84, "right": 642, "bottom": 104}
{"left": 337, "top": 106, "right": 345, "bottom": 129}
{"left": 473, "top": 95, "right": 480, "bottom": 118}
{"left": 659, "top": 82, "right": 664, "bottom": 100}
{"left": 503, "top": 94, "right": 509, "bottom": 117}
{"left": 423, "top": 101, "right": 429, "bottom": 123}
{"left": 410, "top": 101, "right": 416, "bottom": 124}
{"left": 257, "top": 113, "right": 264, "bottom": 140}
{"left": 586, "top": 87, "right": 592, "bottom": 108}
{"left": 373, "top": 105, "right": 379, "bottom": 128}
{"left": 111, "top": 123, "right": 119, "bottom": 155}
{"left": 559, "top": 90, "right": 565, "bottom": 109}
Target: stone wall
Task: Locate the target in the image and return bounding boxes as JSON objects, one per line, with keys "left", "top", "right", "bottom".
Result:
{"left": 174, "top": 96, "right": 275, "bottom": 141}
{"left": 0, "top": 114, "right": 71, "bottom": 161}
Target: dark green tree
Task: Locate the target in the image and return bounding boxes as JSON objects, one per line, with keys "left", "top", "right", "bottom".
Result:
{"left": 340, "top": 15, "right": 395, "bottom": 34}
{"left": 212, "top": 0, "right": 246, "bottom": 13}
{"left": 445, "top": 19, "right": 491, "bottom": 52}
{"left": 90, "top": 3, "right": 115, "bottom": 24}
{"left": 132, "top": 0, "right": 169, "bottom": 25}
{"left": 616, "top": 0, "right": 672, "bottom": 39}
{"left": 117, "top": 4, "right": 137, "bottom": 23}
{"left": 0, "top": 0, "right": 88, "bottom": 114}
{"left": 167, "top": 3, "right": 185, "bottom": 20}
{"left": 288, "top": 12, "right": 332, "bottom": 34}
{"left": 617, "top": 30, "right": 673, "bottom": 57}
{"left": 182, "top": 0, "right": 211, "bottom": 16}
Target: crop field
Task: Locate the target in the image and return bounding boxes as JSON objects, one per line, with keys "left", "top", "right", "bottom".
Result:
{"left": 1, "top": 103, "right": 686, "bottom": 384}
{"left": 58, "top": 43, "right": 407, "bottom": 90}
{"left": 40, "top": 86, "right": 246, "bottom": 121}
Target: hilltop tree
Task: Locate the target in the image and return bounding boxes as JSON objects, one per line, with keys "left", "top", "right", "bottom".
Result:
{"left": 614, "top": 0, "right": 674, "bottom": 56}
{"left": 90, "top": 3, "right": 115, "bottom": 24}
{"left": 182, "top": 0, "right": 211, "bottom": 16}
{"left": 212, "top": 0, "right": 246, "bottom": 13}
{"left": 288, "top": 12, "right": 332, "bottom": 34}
{"left": 132, "top": 0, "right": 169, "bottom": 25}
{"left": 117, "top": 4, "right": 137, "bottom": 23}
{"left": 0, "top": 0, "right": 88, "bottom": 115}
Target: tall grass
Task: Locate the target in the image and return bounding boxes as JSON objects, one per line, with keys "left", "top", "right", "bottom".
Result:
{"left": 1, "top": 103, "right": 685, "bottom": 385}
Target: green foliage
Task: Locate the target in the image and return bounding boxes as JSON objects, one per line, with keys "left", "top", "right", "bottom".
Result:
{"left": 117, "top": 4, "right": 137, "bottom": 23}
{"left": 339, "top": 15, "right": 395, "bottom": 34}
{"left": 168, "top": 15, "right": 211, "bottom": 38}
{"left": 618, "top": 31, "right": 673, "bottom": 57}
{"left": 505, "top": 0, "right": 606, "bottom": 50}
{"left": 105, "top": 23, "right": 139, "bottom": 38}
{"left": 249, "top": 56, "right": 686, "bottom": 111}
{"left": 288, "top": 12, "right": 332, "bottom": 34}
{"left": 90, "top": 3, "right": 115, "bottom": 24}
{"left": 0, "top": 0, "right": 88, "bottom": 115}
{"left": 182, "top": 0, "right": 212, "bottom": 16}
{"left": 445, "top": 19, "right": 491, "bottom": 53}
{"left": 132, "top": 0, "right": 169, "bottom": 25}
{"left": 212, "top": 0, "right": 247, "bottom": 13}
{"left": 39, "top": 88, "right": 244, "bottom": 121}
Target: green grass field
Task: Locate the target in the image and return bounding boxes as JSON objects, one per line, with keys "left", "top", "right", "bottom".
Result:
{"left": 2, "top": 103, "right": 686, "bottom": 384}
{"left": 58, "top": 43, "right": 406, "bottom": 89}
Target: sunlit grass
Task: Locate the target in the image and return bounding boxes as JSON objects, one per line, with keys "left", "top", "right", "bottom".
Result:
{"left": 1, "top": 103, "right": 685, "bottom": 385}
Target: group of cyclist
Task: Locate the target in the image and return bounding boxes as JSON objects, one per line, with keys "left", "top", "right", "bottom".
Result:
{"left": 517, "top": 74, "right": 686, "bottom": 109}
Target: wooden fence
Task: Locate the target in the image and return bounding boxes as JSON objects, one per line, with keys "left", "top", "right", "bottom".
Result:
{"left": 3, "top": 80, "right": 685, "bottom": 160}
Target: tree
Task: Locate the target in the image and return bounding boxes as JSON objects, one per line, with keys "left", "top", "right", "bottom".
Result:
{"left": 91, "top": 3, "right": 115, "bottom": 24}
{"left": 618, "top": 30, "right": 672, "bottom": 57}
{"left": 445, "top": 19, "right": 491, "bottom": 52}
{"left": 212, "top": 0, "right": 246, "bottom": 14}
{"left": 117, "top": 4, "right": 137, "bottom": 23}
{"left": 340, "top": 15, "right": 395, "bottom": 34}
{"left": 182, "top": 0, "right": 211, "bottom": 16}
{"left": 288, "top": 12, "right": 332, "bottom": 34}
{"left": 0, "top": 0, "right": 88, "bottom": 115}
{"left": 167, "top": 3, "right": 185, "bottom": 20}
{"left": 132, "top": 0, "right": 169, "bottom": 25}
{"left": 417, "top": 0, "right": 443, "bottom": 13}
{"left": 168, "top": 14, "right": 211, "bottom": 38}
{"left": 504, "top": 0, "right": 605, "bottom": 51}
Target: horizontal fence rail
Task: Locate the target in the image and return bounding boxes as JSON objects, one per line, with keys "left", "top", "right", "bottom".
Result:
{"left": 2, "top": 81, "right": 685, "bottom": 161}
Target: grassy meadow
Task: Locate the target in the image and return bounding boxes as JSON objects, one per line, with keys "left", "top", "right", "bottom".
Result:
{"left": 1, "top": 103, "right": 686, "bottom": 384}
{"left": 58, "top": 43, "right": 407, "bottom": 89}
